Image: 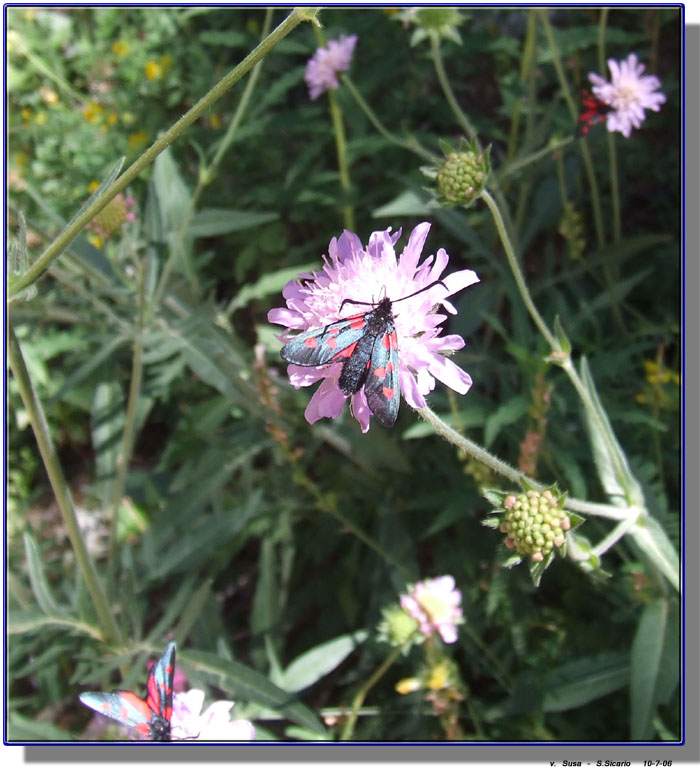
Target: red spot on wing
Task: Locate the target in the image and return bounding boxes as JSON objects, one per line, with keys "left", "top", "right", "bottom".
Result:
{"left": 327, "top": 337, "right": 338, "bottom": 350}
{"left": 383, "top": 330, "right": 398, "bottom": 350}
{"left": 386, "top": 361, "right": 394, "bottom": 372}
{"left": 333, "top": 341, "right": 358, "bottom": 360}
{"left": 304, "top": 338, "right": 318, "bottom": 349}
{"left": 120, "top": 692, "right": 153, "bottom": 721}
{"left": 350, "top": 317, "right": 366, "bottom": 329}
{"left": 373, "top": 366, "right": 386, "bottom": 378}
{"left": 382, "top": 387, "right": 395, "bottom": 399}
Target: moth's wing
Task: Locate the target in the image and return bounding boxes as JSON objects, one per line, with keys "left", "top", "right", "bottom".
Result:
{"left": 281, "top": 315, "right": 368, "bottom": 367}
{"left": 363, "top": 325, "right": 400, "bottom": 427}
{"left": 79, "top": 690, "right": 153, "bottom": 736}
{"left": 146, "top": 642, "right": 176, "bottom": 721}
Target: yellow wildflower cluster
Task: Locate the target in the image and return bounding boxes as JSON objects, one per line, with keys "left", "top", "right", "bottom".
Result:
{"left": 145, "top": 55, "right": 173, "bottom": 81}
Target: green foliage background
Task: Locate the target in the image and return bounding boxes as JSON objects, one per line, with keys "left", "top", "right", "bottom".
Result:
{"left": 6, "top": 6, "right": 681, "bottom": 742}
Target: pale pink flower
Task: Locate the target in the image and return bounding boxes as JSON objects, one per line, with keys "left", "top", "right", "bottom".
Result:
{"left": 400, "top": 575, "right": 464, "bottom": 644}
{"left": 304, "top": 35, "right": 357, "bottom": 100}
{"left": 588, "top": 53, "right": 666, "bottom": 138}
{"left": 268, "top": 223, "right": 479, "bottom": 432}
{"left": 170, "top": 689, "right": 255, "bottom": 741}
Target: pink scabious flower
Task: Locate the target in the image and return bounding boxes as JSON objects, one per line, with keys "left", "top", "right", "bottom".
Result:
{"left": 588, "top": 53, "right": 666, "bottom": 138}
{"left": 304, "top": 34, "right": 357, "bottom": 100}
{"left": 267, "top": 222, "right": 479, "bottom": 433}
{"left": 400, "top": 575, "right": 464, "bottom": 644}
{"left": 170, "top": 689, "right": 255, "bottom": 741}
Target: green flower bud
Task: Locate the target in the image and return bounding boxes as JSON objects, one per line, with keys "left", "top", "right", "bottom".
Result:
{"left": 436, "top": 148, "right": 488, "bottom": 206}
{"left": 377, "top": 603, "right": 420, "bottom": 651}
{"left": 499, "top": 488, "right": 571, "bottom": 563}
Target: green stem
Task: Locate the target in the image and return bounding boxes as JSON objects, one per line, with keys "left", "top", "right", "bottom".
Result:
{"left": 591, "top": 509, "right": 640, "bottom": 558}
{"left": 480, "top": 189, "right": 637, "bottom": 507}
{"left": 538, "top": 10, "right": 608, "bottom": 249}
{"left": 598, "top": 8, "right": 622, "bottom": 247}
{"left": 327, "top": 87, "right": 355, "bottom": 232}
{"left": 108, "top": 262, "right": 147, "bottom": 563}
{"left": 607, "top": 131, "right": 622, "bottom": 243}
{"left": 15, "top": 40, "right": 84, "bottom": 104}
{"left": 498, "top": 135, "right": 575, "bottom": 182}
{"left": 430, "top": 34, "right": 477, "bottom": 141}
{"left": 339, "top": 645, "right": 403, "bottom": 741}
{"left": 341, "top": 75, "right": 437, "bottom": 163}
{"left": 314, "top": 26, "right": 355, "bottom": 231}
{"left": 8, "top": 7, "right": 314, "bottom": 301}
{"left": 538, "top": 10, "right": 577, "bottom": 121}
{"left": 597, "top": 7, "right": 610, "bottom": 75}
{"left": 481, "top": 190, "right": 558, "bottom": 350}
{"left": 415, "top": 406, "right": 630, "bottom": 521}
{"left": 210, "top": 9, "right": 273, "bottom": 172}
{"left": 506, "top": 10, "right": 538, "bottom": 162}
{"left": 8, "top": 323, "right": 122, "bottom": 645}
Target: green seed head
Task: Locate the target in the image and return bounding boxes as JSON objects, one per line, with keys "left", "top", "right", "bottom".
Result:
{"left": 500, "top": 487, "right": 571, "bottom": 562}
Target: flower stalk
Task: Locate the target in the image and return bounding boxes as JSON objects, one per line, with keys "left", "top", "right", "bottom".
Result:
{"left": 8, "top": 323, "right": 122, "bottom": 645}
{"left": 339, "top": 644, "right": 403, "bottom": 741}
{"left": 415, "top": 406, "right": 630, "bottom": 522}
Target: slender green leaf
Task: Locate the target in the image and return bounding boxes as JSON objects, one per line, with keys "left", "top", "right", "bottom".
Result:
{"left": 91, "top": 382, "right": 124, "bottom": 487}
{"left": 226, "top": 263, "right": 318, "bottom": 315}
{"left": 152, "top": 146, "right": 191, "bottom": 235}
{"left": 543, "top": 653, "right": 629, "bottom": 712}
{"left": 372, "top": 190, "right": 436, "bottom": 218}
{"left": 8, "top": 611, "right": 101, "bottom": 639}
{"left": 656, "top": 599, "right": 680, "bottom": 704}
{"left": 276, "top": 631, "right": 368, "bottom": 693}
{"left": 23, "top": 533, "right": 61, "bottom": 616}
{"left": 484, "top": 395, "right": 529, "bottom": 448}
{"left": 580, "top": 357, "right": 645, "bottom": 507}
{"left": 8, "top": 711, "right": 76, "bottom": 741}
{"left": 187, "top": 207, "right": 278, "bottom": 237}
{"left": 629, "top": 516, "right": 680, "bottom": 592}
{"left": 631, "top": 598, "right": 668, "bottom": 739}
{"left": 182, "top": 649, "right": 326, "bottom": 735}
{"left": 47, "top": 336, "right": 126, "bottom": 408}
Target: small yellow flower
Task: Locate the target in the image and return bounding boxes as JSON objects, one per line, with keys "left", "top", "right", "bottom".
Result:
{"left": 128, "top": 129, "right": 148, "bottom": 148}
{"left": 209, "top": 112, "right": 222, "bottom": 129}
{"left": 145, "top": 60, "right": 163, "bottom": 80}
{"left": 40, "top": 86, "right": 59, "bottom": 106}
{"left": 88, "top": 180, "right": 100, "bottom": 193}
{"left": 106, "top": 111, "right": 118, "bottom": 126}
{"left": 111, "top": 39, "right": 130, "bottom": 57}
{"left": 87, "top": 233, "right": 104, "bottom": 249}
{"left": 426, "top": 662, "right": 451, "bottom": 691}
{"left": 82, "top": 100, "right": 104, "bottom": 124}
{"left": 21, "top": 107, "right": 33, "bottom": 123}
{"left": 121, "top": 111, "right": 136, "bottom": 126}
{"left": 35, "top": 111, "right": 48, "bottom": 125}
{"left": 395, "top": 677, "right": 421, "bottom": 695}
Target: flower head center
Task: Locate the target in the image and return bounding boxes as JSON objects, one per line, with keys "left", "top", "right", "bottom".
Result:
{"left": 614, "top": 83, "right": 641, "bottom": 108}
{"left": 419, "top": 592, "right": 451, "bottom": 623}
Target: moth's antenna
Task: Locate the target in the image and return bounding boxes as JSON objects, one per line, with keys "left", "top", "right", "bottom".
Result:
{"left": 337, "top": 280, "right": 448, "bottom": 315}
{"left": 393, "top": 279, "right": 449, "bottom": 304}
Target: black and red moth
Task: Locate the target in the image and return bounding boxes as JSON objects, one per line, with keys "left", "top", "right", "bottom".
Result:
{"left": 280, "top": 282, "right": 446, "bottom": 427}
{"left": 79, "top": 642, "right": 176, "bottom": 742}
{"left": 577, "top": 90, "right": 612, "bottom": 136}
